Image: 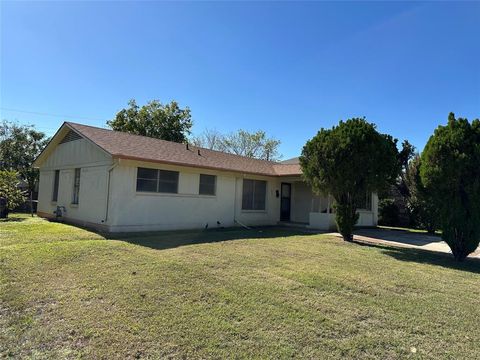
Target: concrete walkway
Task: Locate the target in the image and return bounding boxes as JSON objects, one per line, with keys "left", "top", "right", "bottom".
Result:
{"left": 327, "top": 228, "right": 480, "bottom": 259}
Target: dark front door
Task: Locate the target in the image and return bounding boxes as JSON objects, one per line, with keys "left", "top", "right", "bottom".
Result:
{"left": 280, "top": 183, "right": 291, "bottom": 221}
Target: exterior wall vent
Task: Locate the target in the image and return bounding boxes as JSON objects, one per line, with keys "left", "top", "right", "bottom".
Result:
{"left": 59, "top": 130, "right": 82, "bottom": 144}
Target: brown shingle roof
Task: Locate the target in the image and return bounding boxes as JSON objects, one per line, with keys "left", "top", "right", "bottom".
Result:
{"left": 66, "top": 122, "right": 302, "bottom": 177}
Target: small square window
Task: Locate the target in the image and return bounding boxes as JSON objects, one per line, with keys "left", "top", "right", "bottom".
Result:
{"left": 199, "top": 174, "right": 216, "bottom": 195}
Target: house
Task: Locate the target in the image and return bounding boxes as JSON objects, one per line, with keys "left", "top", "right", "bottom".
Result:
{"left": 34, "top": 122, "right": 378, "bottom": 232}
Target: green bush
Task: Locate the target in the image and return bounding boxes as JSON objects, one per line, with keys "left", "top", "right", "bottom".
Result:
{"left": 420, "top": 113, "right": 480, "bottom": 261}
{"left": 300, "top": 118, "right": 399, "bottom": 241}
{"left": 0, "top": 170, "right": 26, "bottom": 218}
{"left": 379, "top": 199, "right": 400, "bottom": 226}
{"left": 405, "top": 155, "right": 438, "bottom": 234}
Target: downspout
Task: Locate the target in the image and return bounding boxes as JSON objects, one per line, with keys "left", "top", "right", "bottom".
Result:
{"left": 233, "top": 176, "right": 238, "bottom": 226}
{"left": 103, "top": 159, "right": 119, "bottom": 224}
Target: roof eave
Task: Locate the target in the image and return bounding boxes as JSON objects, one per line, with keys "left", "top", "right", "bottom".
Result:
{"left": 111, "top": 154, "right": 297, "bottom": 177}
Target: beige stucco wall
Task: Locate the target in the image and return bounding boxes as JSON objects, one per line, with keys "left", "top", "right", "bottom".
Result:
{"left": 37, "top": 138, "right": 112, "bottom": 226}
{"left": 290, "top": 181, "right": 312, "bottom": 223}
{"left": 107, "top": 160, "right": 282, "bottom": 232}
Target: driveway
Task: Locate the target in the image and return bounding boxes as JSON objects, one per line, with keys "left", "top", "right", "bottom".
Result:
{"left": 329, "top": 228, "right": 480, "bottom": 259}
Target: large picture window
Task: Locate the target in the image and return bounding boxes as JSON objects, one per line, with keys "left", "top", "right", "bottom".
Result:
{"left": 136, "top": 167, "right": 179, "bottom": 194}
{"left": 52, "top": 170, "right": 60, "bottom": 202}
{"left": 72, "top": 168, "right": 81, "bottom": 204}
{"left": 242, "top": 179, "right": 267, "bottom": 210}
{"left": 199, "top": 174, "right": 216, "bottom": 195}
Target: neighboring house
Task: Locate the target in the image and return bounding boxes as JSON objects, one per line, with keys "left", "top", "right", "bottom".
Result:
{"left": 33, "top": 122, "right": 378, "bottom": 232}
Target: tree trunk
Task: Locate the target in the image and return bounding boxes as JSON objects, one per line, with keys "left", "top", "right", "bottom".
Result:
{"left": 449, "top": 233, "right": 469, "bottom": 262}
{"left": 342, "top": 233, "right": 354, "bottom": 242}
{"left": 335, "top": 195, "right": 359, "bottom": 243}
{"left": 452, "top": 244, "right": 468, "bottom": 262}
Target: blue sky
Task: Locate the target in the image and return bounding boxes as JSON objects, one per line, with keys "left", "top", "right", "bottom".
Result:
{"left": 1, "top": 1, "right": 479, "bottom": 159}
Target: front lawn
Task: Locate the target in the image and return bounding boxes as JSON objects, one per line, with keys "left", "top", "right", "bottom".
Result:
{"left": 1, "top": 214, "right": 479, "bottom": 359}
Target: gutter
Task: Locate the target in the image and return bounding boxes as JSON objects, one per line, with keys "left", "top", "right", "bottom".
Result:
{"left": 103, "top": 159, "right": 119, "bottom": 223}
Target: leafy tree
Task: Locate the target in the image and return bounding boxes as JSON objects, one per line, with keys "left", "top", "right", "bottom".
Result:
{"left": 0, "top": 121, "right": 49, "bottom": 193}
{"left": 0, "top": 170, "right": 26, "bottom": 217}
{"left": 108, "top": 99, "right": 193, "bottom": 143}
{"left": 420, "top": 113, "right": 480, "bottom": 261}
{"left": 300, "top": 118, "right": 399, "bottom": 241}
{"left": 191, "top": 129, "right": 282, "bottom": 161}
{"left": 405, "top": 155, "right": 438, "bottom": 234}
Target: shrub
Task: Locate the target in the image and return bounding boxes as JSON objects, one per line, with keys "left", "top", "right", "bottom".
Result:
{"left": 420, "top": 113, "right": 480, "bottom": 261}
{"left": 300, "top": 118, "right": 399, "bottom": 241}
{"left": 379, "top": 199, "right": 400, "bottom": 226}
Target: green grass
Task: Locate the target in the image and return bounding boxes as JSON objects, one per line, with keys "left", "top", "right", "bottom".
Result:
{"left": 1, "top": 214, "right": 479, "bottom": 359}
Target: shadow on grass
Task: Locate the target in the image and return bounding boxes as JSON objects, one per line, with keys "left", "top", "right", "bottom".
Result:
{"left": 44, "top": 217, "right": 480, "bottom": 274}
{"left": 376, "top": 225, "right": 442, "bottom": 237}
{"left": 0, "top": 217, "right": 28, "bottom": 223}
{"left": 352, "top": 240, "right": 480, "bottom": 274}
{"left": 355, "top": 227, "right": 443, "bottom": 247}
{"left": 106, "top": 226, "right": 316, "bottom": 251}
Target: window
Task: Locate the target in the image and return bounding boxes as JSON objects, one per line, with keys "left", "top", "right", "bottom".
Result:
{"left": 199, "top": 174, "right": 216, "bottom": 195}
{"left": 158, "top": 170, "right": 179, "bottom": 193}
{"left": 52, "top": 170, "right": 60, "bottom": 202}
{"left": 136, "top": 167, "right": 179, "bottom": 194}
{"left": 136, "top": 168, "right": 158, "bottom": 192}
{"left": 72, "top": 168, "right": 81, "bottom": 204}
{"left": 242, "top": 179, "right": 267, "bottom": 210}
{"left": 357, "top": 192, "right": 372, "bottom": 210}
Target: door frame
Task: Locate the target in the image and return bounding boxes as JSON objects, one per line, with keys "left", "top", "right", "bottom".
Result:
{"left": 280, "top": 182, "right": 291, "bottom": 221}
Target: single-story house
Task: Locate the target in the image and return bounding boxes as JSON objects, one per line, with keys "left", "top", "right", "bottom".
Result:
{"left": 34, "top": 122, "right": 378, "bottom": 232}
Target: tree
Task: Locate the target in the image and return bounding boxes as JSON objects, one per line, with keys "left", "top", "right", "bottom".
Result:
{"left": 190, "top": 129, "right": 226, "bottom": 152}
{"left": 300, "top": 118, "right": 399, "bottom": 241}
{"left": 221, "top": 130, "right": 281, "bottom": 161}
{"left": 191, "top": 129, "right": 282, "bottom": 161}
{"left": 396, "top": 140, "right": 416, "bottom": 199}
{"left": 420, "top": 113, "right": 480, "bottom": 261}
{"left": 0, "top": 170, "right": 26, "bottom": 218}
{"left": 377, "top": 140, "right": 416, "bottom": 227}
{"left": 378, "top": 198, "right": 400, "bottom": 226}
{"left": 107, "top": 99, "right": 193, "bottom": 143}
{"left": 0, "top": 121, "right": 49, "bottom": 194}
{"left": 405, "top": 155, "right": 438, "bottom": 234}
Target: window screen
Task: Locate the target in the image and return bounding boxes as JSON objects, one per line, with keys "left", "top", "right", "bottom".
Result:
{"left": 72, "top": 168, "right": 81, "bottom": 204}
{"left": 199, "top": 174, "right": 216, "bottom": 195}
{"left": 158, "top": 170, "right": 179, "bottom": 193}
{"left": 242, "top": 179, "right": 267, "bottom": 210}
{"left": 136, "top": 168, "right": 158, "bottom": 192}
{"left": 52, "top": 170, "right": 60, "bottom": 202}
{"left": 136, "top": 167, "right": 179, "bottom": 194}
